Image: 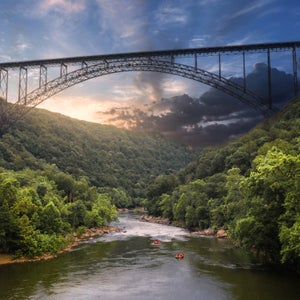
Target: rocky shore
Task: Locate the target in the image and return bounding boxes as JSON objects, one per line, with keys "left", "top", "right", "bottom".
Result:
{"left": 140, "top": 214, "right": 228, "bottom": 238}
{"left": 139, "top": 214, "right": 171, "bottom": 225}
{"left": 191, "top": 228, "right": 228, "bottom": 238}
{"left": 0, "top": 225, "right": 123, "bottom": 266}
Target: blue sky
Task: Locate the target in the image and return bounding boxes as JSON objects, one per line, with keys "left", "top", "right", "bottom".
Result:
{"left": 0, "top": 0, "right": 299, "bottom": 146}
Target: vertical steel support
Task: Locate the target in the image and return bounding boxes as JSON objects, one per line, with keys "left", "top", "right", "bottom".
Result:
{"left": 81, "top": 61, "right": 88, "bottom": 69}
{"left": 170, "top": 55, "right": 175, "bottom": 64}
{"left": 292, "top": 45, "right": 298, "bottom": 97}
{"left": 39, "top": 65, "right": 47, "bottom": 91}
{"left": 60, "top": 63, "right": 68, "bottom": 77}
{"left": 18, "top": 66, "right": 28, "bottom": 104}
{"left": 0, "top": 68, "right": 8, "bottom": 101}
{"left": 218, "top": 52, "right": 221, "bottom": 79}
{"left": 194, "top": 53, "right": 197, "bottom": 70}
{"left": 243, "top": 51, "right": 246, "bottom": 92}
{"left": 267, "top": 48, "right": 272, "bottom": 109}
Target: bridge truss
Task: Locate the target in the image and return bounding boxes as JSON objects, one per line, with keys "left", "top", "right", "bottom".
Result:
{"left": 0, "top": 41, "right": 299, "bottom": 127}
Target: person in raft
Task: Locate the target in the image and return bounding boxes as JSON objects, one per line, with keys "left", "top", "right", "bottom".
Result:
{"left": 152, "top": 239, "right": 161, "bottom": 245}
{"left": 175, "top": 252, "right": 184, "bottom": 259}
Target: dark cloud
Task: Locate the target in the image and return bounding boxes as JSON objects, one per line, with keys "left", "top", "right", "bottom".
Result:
{"left": 246, "top": 63, "right": 295, "bottom": 106}
{"left": 133, "top": 71, "right": 165, "bottom": 102}
{"left": 99, "top": 63, "right": 297, "bottom": 147}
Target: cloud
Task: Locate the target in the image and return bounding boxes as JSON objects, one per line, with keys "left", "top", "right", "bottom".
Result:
{"left": 98, "top": 63, "right": 297, "bottom": 147}
{"left": 95, "top": 0, "right": 150, "bottom": 50}
{"left": 230, "top": 0, "right": 272, "bottom": 19}
{"left": 38, "top": 94, "right": 112, "bottom": 123}
{"left": 197, "top": 0, "right": 274, "bottom": 45}
{"left": 38, "top": 0, "right": 86, "bottom": 15}
{"left": 154, "top": 4, "right": 188, "bottom": 28}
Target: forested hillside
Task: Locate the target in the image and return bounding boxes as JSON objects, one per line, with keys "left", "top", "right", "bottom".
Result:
{"left": 0, "top": 97, "right": 299, "bottom": 269}
{"left": 0, "top": 107, "right": 197, "bottom": 203}
{"left": 145, "top": 97, "right": 300, "bottom": 271}
{"left": 0, "top": 104, "right": 197, "bottom": 258}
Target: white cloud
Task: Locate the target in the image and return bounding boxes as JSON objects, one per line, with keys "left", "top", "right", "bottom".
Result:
{"left": 95, "top": 0, "right": 149, "bottom": 50}
{"left": 38, "top": 95, "right": 107, "bottom": 123}
{"left": 189, "top": 35, "right": 210, "bottom": 48}
{"left": 38, "top": 0, "right": 86, "bottom": 15}
{"left": 231, "top": 0, "right": 272, "bottom": 19}
{"left": 154, "top": 4, "right": 188, "bottom": 27}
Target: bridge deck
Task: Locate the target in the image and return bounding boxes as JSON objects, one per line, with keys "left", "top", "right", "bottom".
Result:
{"left": 0, "top": 41, "right": 300, "bottom": 69}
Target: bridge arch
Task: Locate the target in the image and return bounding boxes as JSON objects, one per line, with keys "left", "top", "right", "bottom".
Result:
{"left": 8, "top": 57, "right": 277, "bottom": 123}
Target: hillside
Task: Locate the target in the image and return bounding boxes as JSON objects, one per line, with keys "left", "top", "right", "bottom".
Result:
{"left": 145, "top": 96, "right": 300, "bottom": 271}
{"left": 0, "top": 105, "right": 198, "bottom": 258}
{"left": 0, "top": 106, "right": 198, "bottom": 200}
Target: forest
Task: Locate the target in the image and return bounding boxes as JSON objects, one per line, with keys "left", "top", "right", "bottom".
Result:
{"left": 0, "top": 102, "right": 197, "bottom": 258}
{"left": 145, "top": 97, "right": 300, "bottom": 271}
{"left": 0, "top": 104, "right": 198, "bottom": 202}
{"left": 0, "top": 165, "right": 118, "bottom": 258}
{"left": 0, "top": 97, "right": 299, "bottom": 272}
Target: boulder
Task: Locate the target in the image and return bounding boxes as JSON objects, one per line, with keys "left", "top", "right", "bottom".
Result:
{"left": 216, "top": 229, "right": 228, "bottom": 238}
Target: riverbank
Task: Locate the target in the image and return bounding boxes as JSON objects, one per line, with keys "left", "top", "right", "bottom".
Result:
{"left": 139, "top": 214, "right": 228, "bottom": 238}
{"left": 0, "top": 225, "right": 123, "bottom": 266}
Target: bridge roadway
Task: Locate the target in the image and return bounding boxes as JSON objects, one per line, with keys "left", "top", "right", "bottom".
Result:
{"left": 0, "top": 41, "right": 299, "bottom": 69}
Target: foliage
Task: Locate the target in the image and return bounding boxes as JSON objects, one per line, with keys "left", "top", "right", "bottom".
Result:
{"left": 0, "top": 103, "right": 197, "bottom": 257}
{"left": 1, "top": 96, "right": 300, "bottom": 271}
{"left": 0, "top": 167, "right": 117, "bottom": 258}
{"left": 0, "top": 107, "right": 198, "bottom": 202}
{"left": 146, "top": 97, "right": 300, "bottom": 271}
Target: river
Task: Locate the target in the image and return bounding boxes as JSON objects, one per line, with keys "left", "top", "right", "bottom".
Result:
{"left": 0, "top": 213, "right": 299, "bottom": 300}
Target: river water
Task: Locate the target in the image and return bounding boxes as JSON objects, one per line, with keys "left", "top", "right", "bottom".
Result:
{"left": 0, "top": 213, "right": 299, "bottom": 300}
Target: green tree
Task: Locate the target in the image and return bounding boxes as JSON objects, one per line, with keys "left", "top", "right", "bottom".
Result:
{"left": 158, "top": 193, "right": 173, "bottom": 219}
{"left": 84, "top": 194, "right": 117, "bottom": 227}
{"left": 110, "top": 187, "right": 132, "bottom": 208}
{"left": 223, "top": 168, "right": 247, "bottom": 226}
{"left": 40, "top": 201, "right": 64, "bottom": 234}
{"left": 233, "top": 147, "right": 300, "bottom": 263}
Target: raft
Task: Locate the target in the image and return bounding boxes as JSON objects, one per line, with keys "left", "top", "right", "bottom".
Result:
{"left": 175, "top": 253, "right": 184, "bottom": 259}
{"left": 152, "top": 239, "right": 161, "bottom": 245}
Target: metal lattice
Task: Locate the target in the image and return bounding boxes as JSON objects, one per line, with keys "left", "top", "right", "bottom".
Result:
{"left": 0, "top": 41, "right": 299, "bottom": 128}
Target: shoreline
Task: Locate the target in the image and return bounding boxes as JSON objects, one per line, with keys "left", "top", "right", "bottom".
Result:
{"left": 140, "top": 214, "right": 228, "bottom": 238}
{"left": 0, "top": 225, "right": 123, "bottom": 266}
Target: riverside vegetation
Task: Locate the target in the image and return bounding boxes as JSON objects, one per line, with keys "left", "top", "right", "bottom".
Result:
{"left": 145, "top": 97, "right": 300, "bottom": 272}
{"left": 0, "top": 97, "right": 299, "bottom": 272}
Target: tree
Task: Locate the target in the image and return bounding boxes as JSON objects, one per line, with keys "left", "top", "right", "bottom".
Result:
{"left": 223, "top": 168, "right": 247, "bottom": 226}
{"left": 158, "top": 193, "right": 173, "bottom": 219}
{"left": 40, "top": 201, "right": 63, "bottom": 234}
{"left": 146, "top": 174, "right": 178, "bottom": 216}
{"left": 110, "top": 187, "right": 132, "bottom": 208}
{"left": 84, "top": 194, "right": 117, "bottom": 227}
{"left": 232, "top": 146, "right": 300, "bottom": 263}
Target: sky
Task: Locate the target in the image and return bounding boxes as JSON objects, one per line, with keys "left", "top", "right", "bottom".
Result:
{"left": 0, "top": 0, "right": 300, "bottom": 147}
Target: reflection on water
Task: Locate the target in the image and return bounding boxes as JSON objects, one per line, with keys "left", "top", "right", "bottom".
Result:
{"left": 0, "top": 213, "right": 299, "bottom": 300}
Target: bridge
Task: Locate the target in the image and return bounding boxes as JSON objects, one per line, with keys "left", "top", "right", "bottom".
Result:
{"left": 0, "top": 41, "right": 299, "bottom": 128}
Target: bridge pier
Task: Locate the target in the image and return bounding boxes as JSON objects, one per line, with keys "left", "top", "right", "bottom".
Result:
{"left": 18, "top": 67, "right": 28, "bottom": 104}
{"left": 218, "top": 52, "right": 221, "bottom": 79}
{"left": 0, "top": 68, "right": 8, "bottom": 101}
{"left": 292, "top": 46, "right": 298, "bottom": 97}
{"left": 243, "top": 51, "right": 246, "bottom": 92}
{"left": 39, "top": 65, "right": 48, "bottom": 91}
{"left": 60, "top": 63, "right": 68, "bottom": 77}
{"left": 267, "top": 49, "right": 272, "bottom": 109}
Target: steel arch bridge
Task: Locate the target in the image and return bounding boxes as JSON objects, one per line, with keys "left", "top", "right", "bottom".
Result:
{"left": 0, "top": 41, "right": 299, "bottom": 127}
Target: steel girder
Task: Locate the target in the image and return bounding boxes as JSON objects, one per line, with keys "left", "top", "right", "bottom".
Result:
{"left": 5, "top": 57, "right": 276, "bottom": 125}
